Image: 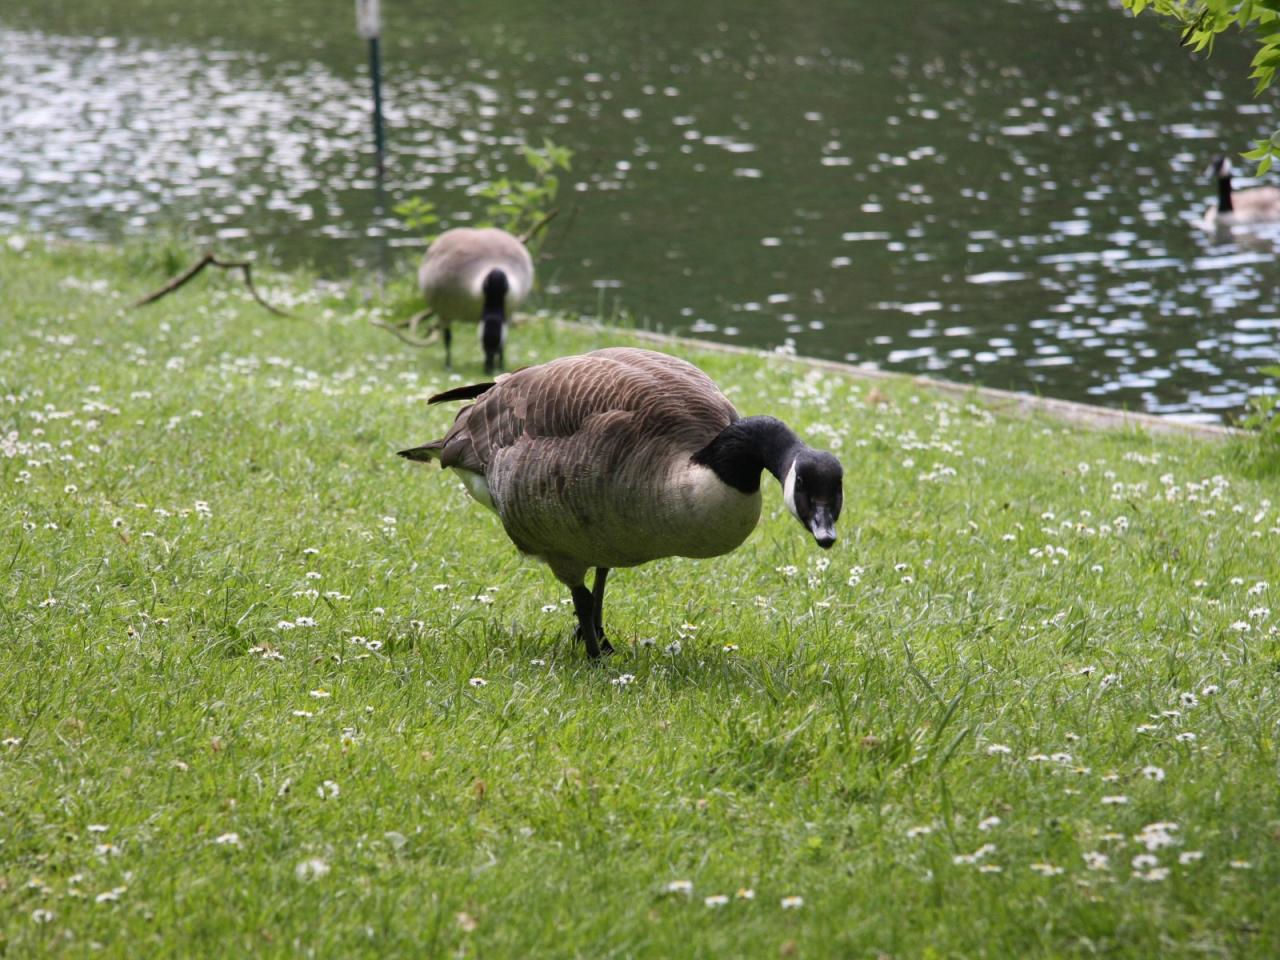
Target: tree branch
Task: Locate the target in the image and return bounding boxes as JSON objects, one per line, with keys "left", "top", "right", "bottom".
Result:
{"left": 517, "top": 208, "right": 559, "bottom": 246}
{"left": 132, "top": 251, "right": 293, "bottom": 317}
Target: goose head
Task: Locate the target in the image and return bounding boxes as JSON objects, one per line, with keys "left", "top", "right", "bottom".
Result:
{"left": 782, "top": 449, "right": 844, "bottom": 548}
{"left": 1207, "top": 155, "right": 1232, "bottom": 180}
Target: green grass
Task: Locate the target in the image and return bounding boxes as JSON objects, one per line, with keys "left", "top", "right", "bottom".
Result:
{"left": 2, "top": 236, "right": 1278, "bottom": 958}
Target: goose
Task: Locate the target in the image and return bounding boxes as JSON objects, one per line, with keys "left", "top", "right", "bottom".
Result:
{"left": 398, "top": 347, "right": 844, "bottom": 658}
{"left": 418, "top": 227, "right": 534, "bottom": 373}
{"left": 1203, "top": 155, "right": 1280, "bottom": 228}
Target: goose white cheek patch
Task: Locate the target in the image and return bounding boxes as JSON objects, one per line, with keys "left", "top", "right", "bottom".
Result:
{"left": 782, "top": 460, "right": 799, "bottom": 519}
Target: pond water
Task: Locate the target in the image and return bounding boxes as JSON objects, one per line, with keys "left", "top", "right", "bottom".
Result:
{"left": 2, "top": 0, "right": 1278, "bottom": 421}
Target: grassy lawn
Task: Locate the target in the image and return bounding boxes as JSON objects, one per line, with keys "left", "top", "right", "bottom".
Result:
{"left": 1, "top": 237, "right": 1278, "bottom": 958}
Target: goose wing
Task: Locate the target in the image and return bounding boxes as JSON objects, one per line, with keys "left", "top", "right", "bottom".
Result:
{"left": 1238, "top": 186, "right": 1280, "bottom": 220}
{"left": 431, "top": 347, "right": 737, "bottom": 476}
{"left": 420, "top": 348, "right": 748, "bottom": 569}
{"left": 419, "top": 228, "right": 534, "bottom": 303}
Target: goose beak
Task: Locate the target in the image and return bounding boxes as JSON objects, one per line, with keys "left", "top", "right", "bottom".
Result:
{"left": 808, "top": 506, "right": 837, "bottom": 549}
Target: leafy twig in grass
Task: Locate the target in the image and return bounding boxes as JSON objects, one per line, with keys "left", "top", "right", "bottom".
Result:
{"left": 132, "top": 251, "right": 292, "bottom": 317}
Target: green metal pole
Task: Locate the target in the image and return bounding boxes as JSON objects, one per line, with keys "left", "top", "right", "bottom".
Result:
{"left": 369, "top": 36, "right": 385, "bottom": 179}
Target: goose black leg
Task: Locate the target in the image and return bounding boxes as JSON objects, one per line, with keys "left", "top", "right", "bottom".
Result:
{"left": 443, "top": 326, "right": 453, "bottom": 369}
{"left": 592, "top": 567, "right": 613, "bottom": 655}
{"left": 571, "top": 584, "right": 603, "bottom": 659}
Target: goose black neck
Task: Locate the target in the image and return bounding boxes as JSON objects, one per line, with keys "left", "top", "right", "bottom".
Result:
{"left": 481, "top": 269, "right": 508, "bottom": 354}
{"left": 692, "top": 416, "right": 801, "bottom": 493}
{"left": 482, "top": 268, "right": 509, "bottom": 317}
{"left": 1218, "top": 175, "right": 1234, "bottom": 213}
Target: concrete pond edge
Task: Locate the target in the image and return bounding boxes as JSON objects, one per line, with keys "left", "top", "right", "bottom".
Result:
{"left": 558, "top": 319, "right": 1243, "bottom": 442}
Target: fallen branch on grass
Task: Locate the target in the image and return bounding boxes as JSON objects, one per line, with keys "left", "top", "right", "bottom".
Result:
{"left": 132, "top": 251, "right": 292, "bottom": 317}
{"left": 392, "top": 308, "right": 434, "bottom": 334}
{"left": 369, "top": 316, "right": 439, "bottom": 347}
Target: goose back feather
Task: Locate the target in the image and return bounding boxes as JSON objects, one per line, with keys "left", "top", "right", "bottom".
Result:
{"left": 1203, "top": 155, "right": 1280, "bottom": 227}
{"left": 1225, "top": 186, "right": 1280, "bottom": 224}
{"left": 418, "top": 227, "right": 533, "bottom": 322}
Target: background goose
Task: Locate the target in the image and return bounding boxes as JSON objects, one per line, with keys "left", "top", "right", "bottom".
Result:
{"left": 418, "top": 227, "right": 534, "bottom": 373}
{"left": 1203, "top": 155, "right": 1280, "bottom": 227}
{"left": 399, "top": 347, "right": 844, "bottom": 658}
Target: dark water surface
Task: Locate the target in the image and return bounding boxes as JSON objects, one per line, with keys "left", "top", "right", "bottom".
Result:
{"left": 2, "top": 0, "right": 1278, "bottom": 420}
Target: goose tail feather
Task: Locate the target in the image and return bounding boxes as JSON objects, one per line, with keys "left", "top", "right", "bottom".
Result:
{"left": 429, "top": 382, "right": 496, "bottom": 404}
{"left": 398, "top": 440, "right": 445, "bottom": 463}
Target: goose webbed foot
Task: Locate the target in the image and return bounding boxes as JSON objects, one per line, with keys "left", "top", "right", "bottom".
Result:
{"left": 573, "top": 622, "right": 613, "bottom": 658}
{"left": 578, "top": 628, "right": 614, "bottom": 655}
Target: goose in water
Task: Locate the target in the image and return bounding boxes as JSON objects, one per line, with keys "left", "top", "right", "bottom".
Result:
{"left": 418, "top": 227, "right": 534, "bottom": 373}
{"left": 398, "top": 348, "right": 844, "bottom": 658}
{"left": 1203, "top": 155, "right": 1280, "bottom": 228}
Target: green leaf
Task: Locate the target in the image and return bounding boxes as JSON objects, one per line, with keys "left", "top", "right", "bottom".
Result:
{"left": 1250, "top": 47, "right": 1280, "bottom": 67}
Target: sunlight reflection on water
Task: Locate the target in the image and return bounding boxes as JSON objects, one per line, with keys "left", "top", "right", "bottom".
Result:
{"left": 1, "top": 2, "right": 1278, "bottom": 422}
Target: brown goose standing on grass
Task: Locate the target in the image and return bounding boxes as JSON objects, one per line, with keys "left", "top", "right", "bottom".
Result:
{"left": 419, "top": 227, "right": 534, "bottom": 373}
{"left": 398, "top": 347, "right": 844, "bottom": 658}
{"left": 1203, "top": 155, "right": 1280, "bottom": 228}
